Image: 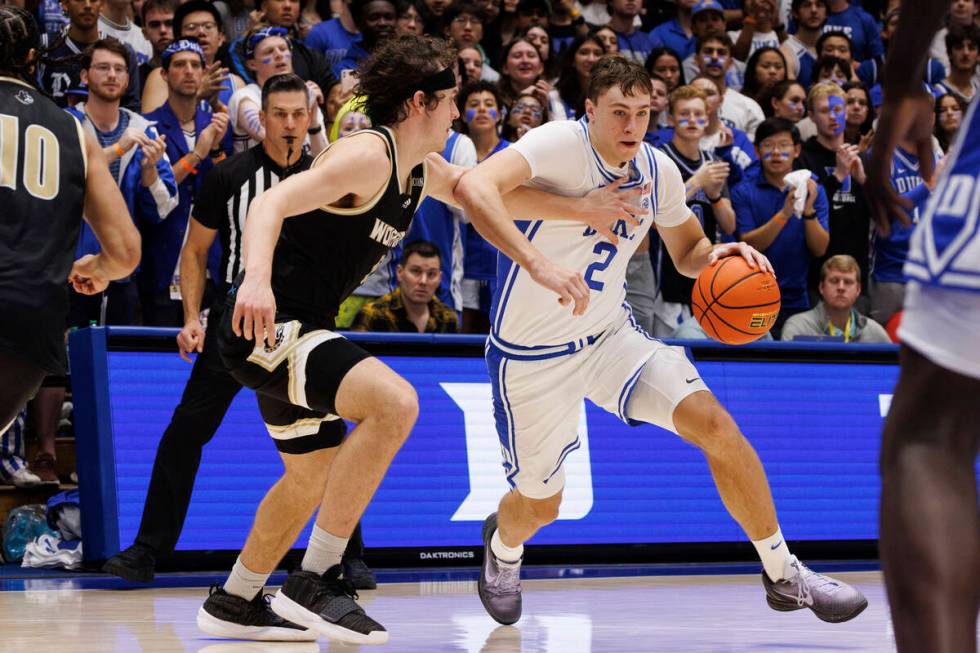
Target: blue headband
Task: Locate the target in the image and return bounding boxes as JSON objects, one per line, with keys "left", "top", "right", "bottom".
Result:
{"left": 246, "top": 27, "right": 290, "bottom": 60}
{"left": 161, "top": 39, "right": 206, "bottom": 67}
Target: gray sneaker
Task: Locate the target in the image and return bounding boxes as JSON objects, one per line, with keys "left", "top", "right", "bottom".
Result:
{"left": 478, "top": 513, "right": 523, "bottom": 625}
{"left": 762, "top": 555, "right": 868, "bottom": 623}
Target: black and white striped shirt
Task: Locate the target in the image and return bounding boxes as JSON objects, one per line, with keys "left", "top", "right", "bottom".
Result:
{"left": 194, "top": 147, "right": 312, "bottom": 288}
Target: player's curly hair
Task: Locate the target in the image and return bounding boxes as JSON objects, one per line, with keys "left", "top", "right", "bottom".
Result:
{"left": 356, "top": 34, "right": 457, "bottom": 128}
{"left": 0, "top": 6, "right": 41, "bottom": 86}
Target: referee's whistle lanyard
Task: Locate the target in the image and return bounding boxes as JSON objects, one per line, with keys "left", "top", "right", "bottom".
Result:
{"left": 826, "top": 310, "right": 855, "bottom": 343}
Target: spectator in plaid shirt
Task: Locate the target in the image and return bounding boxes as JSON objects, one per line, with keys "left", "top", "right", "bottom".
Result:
{"left": 351, "top": 240, "right": 460, "bottom": 333}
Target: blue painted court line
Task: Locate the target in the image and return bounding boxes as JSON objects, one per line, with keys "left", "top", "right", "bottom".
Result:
{"left": 0, "top": 560, "right": 881, "bottom": 592}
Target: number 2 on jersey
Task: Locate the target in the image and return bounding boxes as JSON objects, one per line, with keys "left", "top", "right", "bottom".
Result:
{"left": 584, "top": 242, "right": 617, "bottom": 291}
{"left": 0, "top": 114, "right": 60, "bottom": 200}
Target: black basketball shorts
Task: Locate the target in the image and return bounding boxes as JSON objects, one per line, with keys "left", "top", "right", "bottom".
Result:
{"left": 218, "top": 312, "right": 371, "bottom": 455}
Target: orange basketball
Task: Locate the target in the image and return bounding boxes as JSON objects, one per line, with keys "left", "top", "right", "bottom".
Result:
{"left": 691, "top": 257, "right": 781, "bottom": 345}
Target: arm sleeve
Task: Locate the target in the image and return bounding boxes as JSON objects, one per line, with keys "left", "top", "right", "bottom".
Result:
{"left": 653, "top": 155, "right": 692, "bottom": 228}
{"left": 135, "top": 126, "right": 179, "bottom": 222}
{"left": 814, "top": 184, "right": 830, "bottom": 229}
{"left": 731, "top": 183, "right": 758, "bottom": 235}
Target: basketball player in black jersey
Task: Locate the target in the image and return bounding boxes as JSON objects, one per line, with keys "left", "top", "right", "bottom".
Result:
{"left": 200, "top": 34, "right": 646, "bottom": 645}
{"left": 0, "top": 7, "right": 140, "bottom": 437}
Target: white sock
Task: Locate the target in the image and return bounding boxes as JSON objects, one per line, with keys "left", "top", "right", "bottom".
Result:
{"left": 223, "top": 557, "right": 270, "bottom": 601}
{"left": 752, "top": 527, "right": 792, "bottom": 582}
{"left": 490, "top": 529, "right": 524, "bottom": 564}
{"left": 301, "top": 524, "right": 348, "bottom": 575}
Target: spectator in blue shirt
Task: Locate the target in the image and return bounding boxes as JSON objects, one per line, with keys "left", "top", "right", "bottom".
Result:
{"left": 732, "top": 117, "right": 829, "bottom": 334}
{"left": 305, "top": 0, "right": 362, "bottom": 71}
{"left": 822, "top": 0, "right": 883, "bottom": 63}
{"left": 607, "top": 0, "right": 661, "bottom": 64}
{"left": 868, "top": 131, "right": 941, "bottom": 327}
{"left": 333, "top": 0, "right": 397, "bottom": 77}
{"left": 141, "top": 39, "right": 229, "bottom": 326}
{"left": 651, "top": 0, "right": 697, "bottom": 60}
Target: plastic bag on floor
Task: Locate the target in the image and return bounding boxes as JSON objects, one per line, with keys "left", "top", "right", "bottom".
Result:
{"left": 46, "top": 489, "right": 81, "bottom": 541}
{"left": 22, "top": 533, "right": 82, "bottom": 570}
{"left": 2, "top": 505, "right": 57, "bottom": 563}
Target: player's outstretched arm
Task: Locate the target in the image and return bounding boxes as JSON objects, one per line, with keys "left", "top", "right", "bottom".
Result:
{"left": 233, "top": 133, "right": 391, "bottom": 343}
{"left": 449, "top": 151, "right": 591, "bottom": 316}
{"left": 660, "top": 217, "right": 773, "bottom": 278}
{"left": 425, "top": 151, "right": 643, "bottom": 244}
{"left": 70, "top": 131, "right": 142, "bottom": 295}
{"left": 866, "top": 0, "right": 951, "bottom": 232}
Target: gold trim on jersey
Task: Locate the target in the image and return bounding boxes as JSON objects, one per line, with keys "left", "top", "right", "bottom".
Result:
{"left": 265, "top": 414, "right": 340, "bottom": 441}
{"left": 0, "top": 76, "right": 34, "bottom": 89}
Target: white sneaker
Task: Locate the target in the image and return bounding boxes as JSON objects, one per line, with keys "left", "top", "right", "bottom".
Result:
{"left": 6, "top": 467, "right": 42, "bottom": 488}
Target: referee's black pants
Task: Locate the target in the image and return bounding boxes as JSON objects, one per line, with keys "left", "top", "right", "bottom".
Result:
{"left": 133, "top": 298, "right": 365, "bottom": 560}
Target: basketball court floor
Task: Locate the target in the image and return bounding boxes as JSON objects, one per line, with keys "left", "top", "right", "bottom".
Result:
{"left": 0, "top": 564, "right": 946, "bottom": 653}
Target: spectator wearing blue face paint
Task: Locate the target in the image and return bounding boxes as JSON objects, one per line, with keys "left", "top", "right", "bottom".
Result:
{"left": 732, "top": 117, "right": 829, "bottom": 335}
{"left": 821, "top": 0, "right": 884, "bottom": 64}
{"left": 797, "top": 82, "right": 871, "bottom": 299}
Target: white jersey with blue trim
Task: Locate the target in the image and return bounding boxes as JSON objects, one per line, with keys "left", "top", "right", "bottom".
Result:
{"left": 905, "top": 95, "right": 980, "bottom": 293}
{"left": 490, "top": 118, "right": 690, "bottom": 356}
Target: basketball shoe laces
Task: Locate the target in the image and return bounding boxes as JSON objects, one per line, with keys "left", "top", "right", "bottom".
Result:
{"left": 486, "top": 558, "right": 521, "bottom": 597}
{"left": 312, "top": 566, "right": 360, "bottom": 603}
{"left": 789, "top": 559, "right": 841, "bottom": 607}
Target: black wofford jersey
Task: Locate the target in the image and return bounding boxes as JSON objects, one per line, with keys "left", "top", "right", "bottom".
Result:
{"left": 195, "top": 147, "right": 313, "bottom": 290}
{"left": 0, "top": 77, "right": 87, "bottom": 373}
{"left": 271, "top": 127, "right": 427, "bottom": 327}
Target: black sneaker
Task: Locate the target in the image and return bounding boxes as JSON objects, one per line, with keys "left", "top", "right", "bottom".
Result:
{"left": 103, "top": 543, "right": 157, "bottom": 583}
{"left": 271, "top": 566, "right": 388, "bottom": 644}
{"left": 343, "top": 557, "right": 378, "bottom": 590}
{"left": 197, "top": 585, "right": 317, "bottom": 641}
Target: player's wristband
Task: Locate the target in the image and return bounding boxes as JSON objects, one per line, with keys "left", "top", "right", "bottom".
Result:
{"left": 772, "top": 211, "right": 787, "bottom": 226}
{"left": 308, "top": 124, "right": 323, "bottom": 135}
{"left": 113, "top": 143, "right": 125, "bottom": 157}
{"left": 707, "top": 194, "right": 722, "bottom": 204}
{"left": 803, "top": 211, "right": 817, "bottom": 220}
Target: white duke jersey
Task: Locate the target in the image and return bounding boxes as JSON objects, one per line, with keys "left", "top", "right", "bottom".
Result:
{"left": 905, "top": 96, "right": 980, "bottom": 294}
{"left": 489, "top": 118, "right": 690, "bottom": 357}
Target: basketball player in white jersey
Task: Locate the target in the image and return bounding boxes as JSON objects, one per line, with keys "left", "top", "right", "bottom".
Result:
{"left": 867, "top": 1, "right": 980, "bottom": 651}
{"left": 455, "top": 56, "right": 869, "bottom": 626}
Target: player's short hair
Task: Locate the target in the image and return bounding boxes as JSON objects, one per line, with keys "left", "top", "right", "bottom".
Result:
{"left": 806, "top": 80, "right": 845, "bottom": 111}
{"left": 946, "top": 23, "right": 980, "bottom": 55}
{"left": 357, "top": 34, "right": 457, "bottom": 128}
{"left": 261, "top": 73, "right": 307, "bottom": 110}
{"left": 401, "top": 240, "right": 442, "bottom": 265}
{"left": 586, "top": 55, "right": 653, "bottom": 104}
{"left": 142, "top": 0, "right": 177, "bottom": 23}
{"left": 695, "top": 33, "right": 733, "bottom": 54}
{"left": 79, "top": 37, "right": 131, "bottom": 71}
{"left": 668, "top": 85, "right": 707, "bottom": 113}
{"left": 0, "top": 5, "right": 40, "bottom": 85}
{"left": 820, "top": 255, "right": 861, "bottom": 284}
{"left": 754, "top": 116, "right": 801, "bottom": 146}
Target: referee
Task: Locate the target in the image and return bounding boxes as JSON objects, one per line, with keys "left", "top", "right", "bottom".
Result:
{"left": 103, "top": 73, "right": 374, "bottom": 589}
